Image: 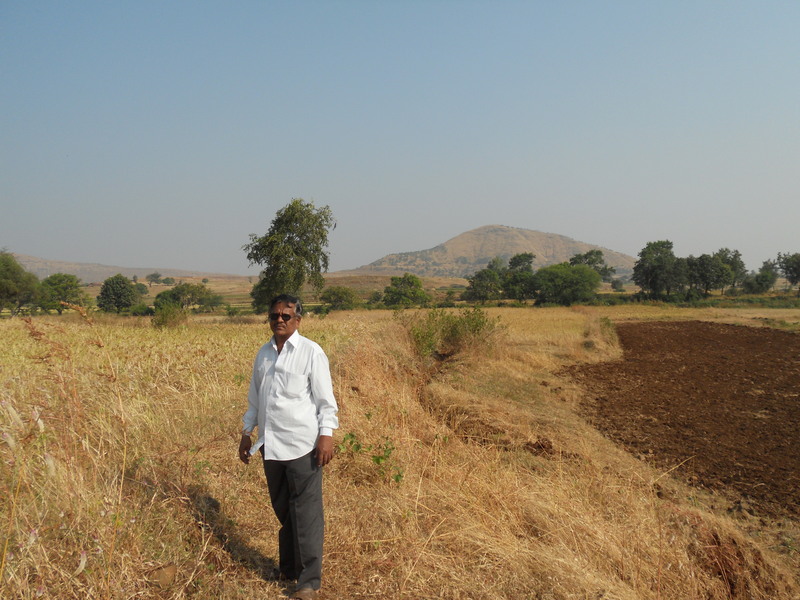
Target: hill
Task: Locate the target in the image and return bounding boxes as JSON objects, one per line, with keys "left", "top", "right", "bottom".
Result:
{"left": 11, "top": 225, "right": 635, "bottom": 287}
{"left": 10, "top": 253, "right": 239, "bottom": 285}
{"left": 342, "top": 225, "right": 635, "bottom": 278}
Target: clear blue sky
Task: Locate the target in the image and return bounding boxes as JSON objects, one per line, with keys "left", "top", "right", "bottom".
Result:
{"left": 2, "top": 1, "right": 798, "bottom": 274}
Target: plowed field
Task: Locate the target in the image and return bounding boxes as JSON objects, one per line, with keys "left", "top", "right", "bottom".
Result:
{"left": 570, "top": 320, "right": 800, "bottom": 518}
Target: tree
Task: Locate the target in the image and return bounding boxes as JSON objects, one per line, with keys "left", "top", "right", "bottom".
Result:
{"left": 569, "top": 249, "right": 616, "bottom": 282}
{"left": 632, "top": 240, "right": 686, "bottom": 298}
{"left": 97, "top": 274, "right": 139, "bottom": 313}
{"left": 0, "top": 251, "right": 40, "bottom": 315}
{"left": 713, "top": 248, "right": 746, "bottom": 289}
{"left": 244, "top": 198, "right": 336, "bottom": 313}
{"left": 383, "top": 273, "right": 430, "bottom": 308}
{"left": 39, "top": 273, "right": 87, "bottom": 314}
{"left": 320, "top": 286, "right": 360, "bottom": 310}
{"left": 777, "top": 252, "right": 800, "bottom": 295}
{"left": 741, "top": 260, "right": 779, "bottom": 294}
{"left": 154, "top": 282, "right": 221, "bottom": 311}
{"left": 462, "top": 268, "right": 502, "bottom": 303}
{"left": 146, "top": 272, "right": 162, "bottom": 287}
{"left": 531, "top": 263, "right": 601, "bottom": 306}
{"left": 501, "top": 252, "right": 537, "bottom": 302}
{"left": 686, "top": 254, "right": 732, "bottom": 296}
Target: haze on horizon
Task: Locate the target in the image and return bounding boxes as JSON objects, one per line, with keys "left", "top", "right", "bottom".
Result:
{"left": 2, "top": 2, "right": 798, "bottom": 275}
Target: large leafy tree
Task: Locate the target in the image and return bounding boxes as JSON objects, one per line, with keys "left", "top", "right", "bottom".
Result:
{"left": 383, "top": 273, "right": 430, "bottom": 308}
{"left": 320, "top": 286, "right": 361, "bottom": 310}
{"left": 632, "top": 240, "right": 686, "bottom": 298}
{"left": 154, "top": 282, "right": 222, "bottom": 311}
{"left": 686, "top": 254, "right": 732, "bottom": 296}
{"left": 742, "top": 260, "right": 779, "bottom": 294}
{"left": 39, "top": 273, "right": 87, "bottom": 314}
{"left": 569, "top": 249, "right": 616, "bottom": 282}
{"left": 462, "top": 267, "right": 503, "bottom": 303}
{"left": 97, "top": 274, "right": 139, "bottom": 313}
{"left": 244, "top": 199, "right": 336, "bottom": 313}
{"left": 502, "top": 252, "right": 536, "bottom": 301}
{"left": 713, "top": 248, "right": 746, "bottom": 289}
{"left": 531, "top": 263, "right": 601, "bottom": 306}
{"left": 0, "top": 251, "right": 40, "bottom": 315}
{"left": 777, "top": 252, "right": 800, "bottom": 295}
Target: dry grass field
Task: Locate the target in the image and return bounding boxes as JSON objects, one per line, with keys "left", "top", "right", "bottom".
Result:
{"left": 1, "top": 305, "right": 799, "bottom": 599}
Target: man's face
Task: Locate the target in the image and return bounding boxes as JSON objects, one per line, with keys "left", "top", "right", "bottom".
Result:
{"left": 268, "top": 301, "right": 300, "bottom": 341}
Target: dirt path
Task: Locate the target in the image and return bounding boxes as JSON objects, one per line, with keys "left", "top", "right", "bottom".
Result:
{"left": 569, "top": 320, "right": 800, "bottom": 518}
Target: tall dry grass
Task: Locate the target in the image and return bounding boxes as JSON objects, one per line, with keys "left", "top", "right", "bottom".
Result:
{"left": 1, "top": 306, "right": 798, "bottom": 599}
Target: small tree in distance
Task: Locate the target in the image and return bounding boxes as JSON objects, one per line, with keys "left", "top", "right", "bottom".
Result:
{"left": 243, "top": 198, "right": 336, "bottom": 313}
{"left": 97, "top": 274, "right": 139, "bottom": 313}
{"left": 531, "top": 263, "right": 601, "bottom": 306}
{"left": 320, "top": 286, "right": 361, "bottom": 311}
{"left": 0, "top": 251, "right": 40, "bottom": 315}
{"left": 777, "top": 252, "right": 800, "bottom": 295}
{"left": 39, "top": 273, "right": 87, "bottom": 314}
{"left": 383, "top": 273, "right": 430, "bottom": 308}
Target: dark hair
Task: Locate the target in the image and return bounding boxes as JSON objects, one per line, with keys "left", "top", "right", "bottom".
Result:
{"left": 269, "top": 294, "right": 303, "bottom": 316}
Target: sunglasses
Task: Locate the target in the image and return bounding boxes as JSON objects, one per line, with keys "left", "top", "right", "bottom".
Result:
{"left": 268, "top": 313, "right": 295, "bottom": 322}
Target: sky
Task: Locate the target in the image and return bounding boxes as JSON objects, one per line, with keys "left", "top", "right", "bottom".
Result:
{"left": 2, "top": 1, "right": 798, "bottom": 275}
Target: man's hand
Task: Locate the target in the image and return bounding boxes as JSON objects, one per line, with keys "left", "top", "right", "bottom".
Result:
{"left": 315, "top": 435, "right": 334, "bottom": 467}
{"left": 238, "top": 434, "right": 252, "bottom": 464}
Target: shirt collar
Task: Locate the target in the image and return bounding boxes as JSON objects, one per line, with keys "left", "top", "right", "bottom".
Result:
{"left": 270, "top": 329, "right": 301, "bottom": 351}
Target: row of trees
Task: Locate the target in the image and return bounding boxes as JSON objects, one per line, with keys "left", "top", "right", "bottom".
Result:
{"left": 1, "top": 252, "right": 90, "bottom": 316}
{"left": 0, "top": 252, "right": 224, "bottom": 317}
{"left": 632, "top": 241, "right": 800, "bottom": 299}
{"left": 460, "top": 250, "right": 612, "bottom": 305}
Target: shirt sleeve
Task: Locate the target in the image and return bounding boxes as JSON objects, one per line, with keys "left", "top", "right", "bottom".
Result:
{"left": 241, "top": 351, "right": 260, "bottom": 435}
{"left": 310, "top": 348, "right": 339, "bottom": 433}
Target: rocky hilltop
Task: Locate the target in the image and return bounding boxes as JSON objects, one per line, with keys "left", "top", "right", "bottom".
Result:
{"left": 345, "top": 225, "right": 635, "bottom": 278}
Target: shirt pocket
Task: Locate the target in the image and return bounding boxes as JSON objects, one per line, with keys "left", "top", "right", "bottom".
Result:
{"left": 282, "top": 371, "right": 308, "bottom": 398}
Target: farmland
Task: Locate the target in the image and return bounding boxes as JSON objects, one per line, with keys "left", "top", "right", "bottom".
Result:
{"left": 1, "top": 305, "right": 799, "bottom": 599}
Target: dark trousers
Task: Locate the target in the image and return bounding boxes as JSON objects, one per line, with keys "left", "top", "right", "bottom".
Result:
{"left": 262, "top": 450, "right": 324, "bottom": 591}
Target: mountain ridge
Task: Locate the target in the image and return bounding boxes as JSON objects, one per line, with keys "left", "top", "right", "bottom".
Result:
{"left": 340, "top": 225, "right": 635, "bottom": 278}
{"left": 12, "top": 225, "right": 635, "bottom": 283}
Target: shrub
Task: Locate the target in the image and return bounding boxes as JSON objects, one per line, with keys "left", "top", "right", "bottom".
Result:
{"left": 407, "top": 307, "right": 500, "bottom": 360}
{"left": 152, "top": 303, "right": 188, "bottom": 329}
{"left": 128, "top": 303, "right": 155, "bottom": 316}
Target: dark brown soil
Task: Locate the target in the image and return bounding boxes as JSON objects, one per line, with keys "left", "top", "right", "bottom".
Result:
{"left": 569, "top": 320, "right": 800, "bottom": 518}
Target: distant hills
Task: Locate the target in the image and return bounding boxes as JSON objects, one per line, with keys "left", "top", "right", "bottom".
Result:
{"left": 12, "top": 225, "right": 635, "bottom": 284}
{"left": 343, "top": 225, "right": 635, "bottom": 278}
{"left": 10, "top": 254, "right": 236, "bottom": 285}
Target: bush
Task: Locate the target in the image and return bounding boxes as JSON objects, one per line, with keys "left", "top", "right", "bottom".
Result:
{"left": 128, "top": 303, "right": 155, "bottom": 316}
{"left": 406, "top": 307, "right": 500, "bottom": 360}
{"left": 152, "top": 303, "right": 188, "bottom": 329}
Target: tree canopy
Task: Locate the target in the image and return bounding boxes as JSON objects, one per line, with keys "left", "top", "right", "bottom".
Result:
{"left": 569, "top": 250, "right": 615, "bottom": 282}
{"left": 39, "top": 273, "right": 87, "bottom": 314}
{"left": 777, "top": 252, "right": 800, "bottom": 294}
{"left": 632, "top": 241, "right": 686, "bottom": 298}
{"left": 383, "top": 273, "right": 430, "bottom": 308}
{"left": 320, "top": 286, "right": 361, "bottom": 311}
{"left": 243, "top": 199, "right": 336, "bottom": 313}
{"left": 461, "top": 253, "right": 536, "bottom": 303}
{"left": 531, "top": 263, "right": 601, "bottom": 306}
{"left": 0, "top": 251, "right": 39, "bottom": 315}
{"left": 154, "top": 282, "right": 223, "bottom": 311}
{"left": 97, "top": 274, "right": 140, "bottom": 313}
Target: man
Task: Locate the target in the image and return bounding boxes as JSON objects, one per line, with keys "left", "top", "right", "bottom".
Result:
{"left": 239, "top": 294, "right": 338, "bottom": 600}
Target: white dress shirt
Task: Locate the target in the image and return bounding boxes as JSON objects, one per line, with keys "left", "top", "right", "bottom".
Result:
{"left": 242, "top": 330, "right": 339, "bottom": 461}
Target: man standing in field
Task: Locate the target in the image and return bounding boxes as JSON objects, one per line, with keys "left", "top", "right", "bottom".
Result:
{"left": 238, "top": 294, "right": 338, "bottom": 600}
